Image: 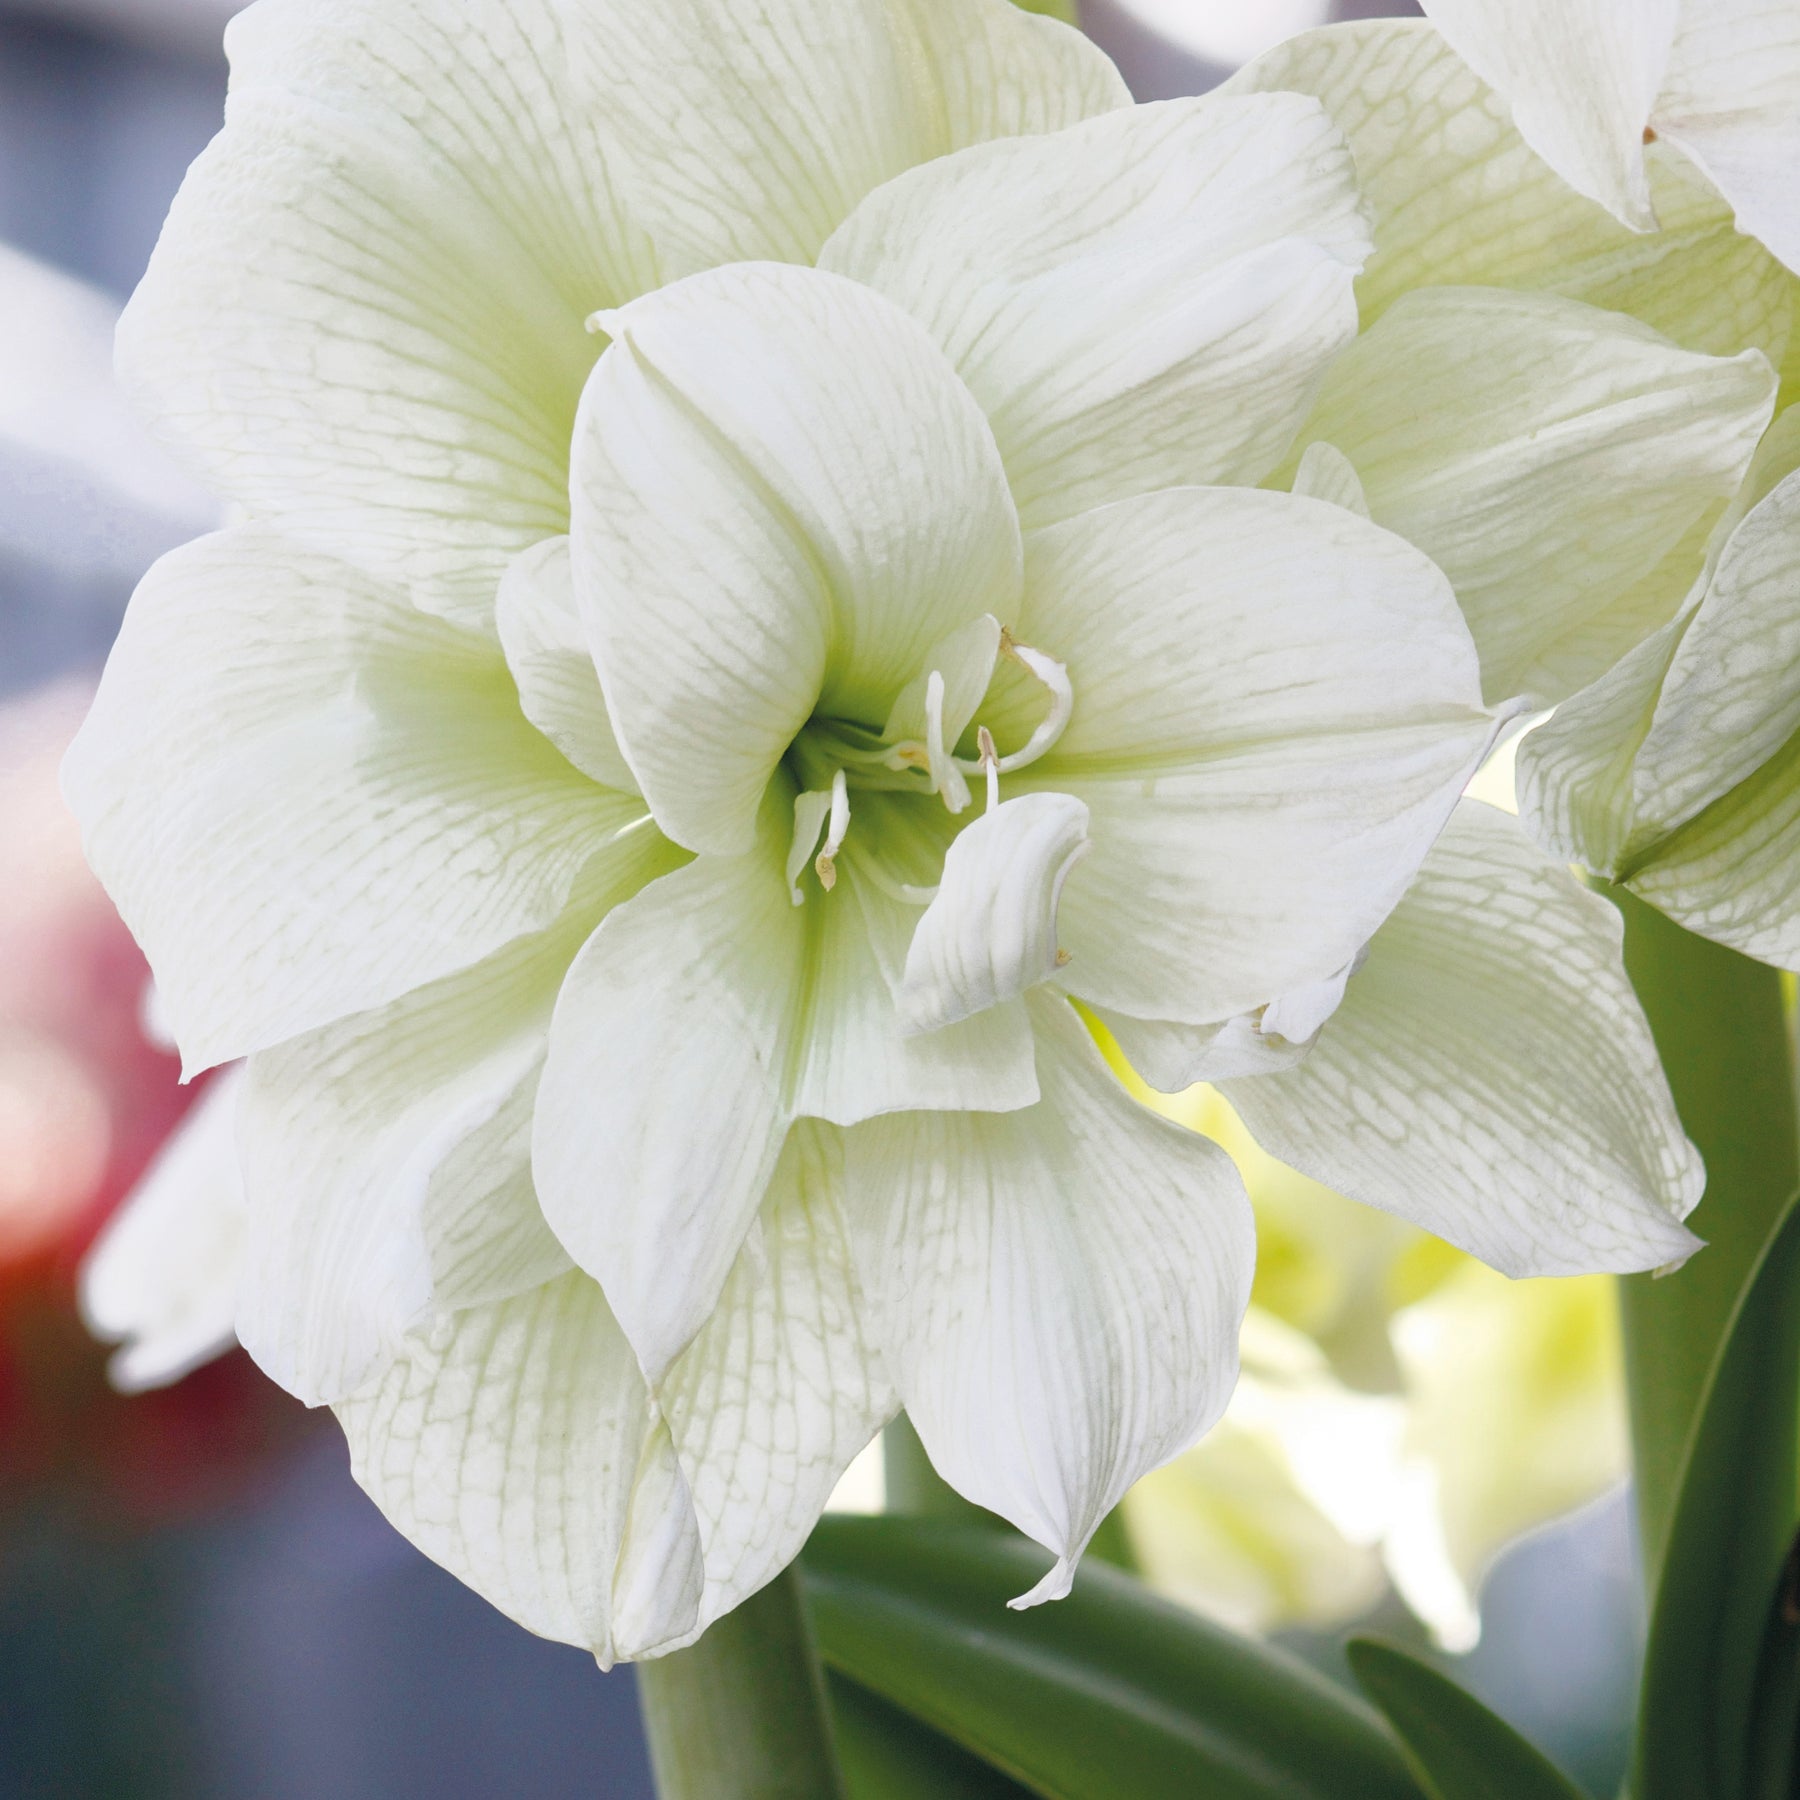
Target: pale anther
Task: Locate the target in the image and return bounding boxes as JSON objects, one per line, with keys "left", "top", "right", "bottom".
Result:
{"left": 977, "top": 725, "right": 1000, "bottom": 811}
{"left": 815, "top": 768, "right": 850, "bottom": 893}
{"left": 954, "top": 634, "right": 1073, "bottom": 781}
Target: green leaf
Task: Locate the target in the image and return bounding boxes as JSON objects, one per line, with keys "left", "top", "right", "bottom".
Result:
{"left": 1608, "top": 891, "right": 1800, "bottom": 1588}
{"left": 1345, "top": 1639, "right": 1587, "bottom": 1800}
{"left": 1634, "top": 1186, "right": 1800, "bottom": 1800}
{"left": 802, "top": 1516, "right": 1422, "bottom": 1800}
{"left": 831, "top": 1675, "right": 1035, "bottom": 1800}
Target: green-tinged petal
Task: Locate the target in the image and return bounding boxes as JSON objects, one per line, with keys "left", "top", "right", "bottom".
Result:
{"left": 570, "top": 263, "right": 1021, "bottom": 857}
{"left": 239, "top": 840, "right": 676, "bottom": 1406}
{"left": 898, "top": 792, "right": 1089, "bottom": 1033}
{"left": 573, "top": 0, "right": 1125, "bottom": 273}
{"left": 844, "top": 995, "right": 1254, "bottom": 1604}
{"left": 495, "top": 537, "right": 639, "bottom": 794}
{"left": 1224, "top": 803, "right": 1702, "bottom": 1277}
{"left": 821, "top": 93, "right": 1367, "bottom": 528}
{"left": 533, "top": 821, "right": 804, "bottom": 1384}
{"left": 658, "top": 1121, "right": 898, "bottom": 1634}
{"left": 80, "top": 1068, "right": 245, "bottom": 1394}
{"left": 337, "top": 1271, "right": 705, "bottom": 1664}
{"left": 1012, "top": 486, "right": 1492, "bottom": 1027}
{"left": 1655, "top": 2, "right": 1800, "bottom": 276}
{"left": 62, "top": 527, "right": 635, "bottom": 1071}
{"left": 1417, "top": 0, "right": 1676, "bottom": 231}
{"left": 116, "top": 0, "right": 664, "bottom": 630}
{"left": 1285, "top": 287, "right": 1773, "bottom": 705}
{"left": 1227, "top": 20, "right": 1797, "bottom": 365}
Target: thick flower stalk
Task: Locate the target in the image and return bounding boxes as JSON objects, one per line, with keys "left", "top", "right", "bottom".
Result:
{"left": 67, "top": 0, "right": 1714, "bottom": 1664}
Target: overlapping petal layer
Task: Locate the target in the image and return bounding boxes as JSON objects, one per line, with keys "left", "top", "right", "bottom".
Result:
{"left": 63, "top": 527, "right": 638, "bottom": 1073}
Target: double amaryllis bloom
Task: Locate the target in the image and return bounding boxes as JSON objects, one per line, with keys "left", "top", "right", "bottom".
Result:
{"left": 66, "top": 0, "right": 1735, "bottom": 1661}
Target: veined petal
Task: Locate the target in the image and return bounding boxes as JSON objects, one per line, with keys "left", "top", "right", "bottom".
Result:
{"left": 657, "top": 1121, "right": 897, "bottom": 1633}
{"left": 80, "top": 1069, "right": 246, "bottom": 1394}
{"left": 898, "top": 792, "right": 1089, "bottom": 1034}
{"left": 238, "top": 838, "right": 677, "bottom": 1407}
{"left": 1222, "top": 802, "right": 1704, "bottom": 1278}
{"left": 572, "top": 0, "right": 1126, "bottom": 273}
{"left": 337, "top": 1271, "right": 704, "bottom": 1665}
{"left": 822, "top": 93, "right": 1368, "bottom": 528}
{"left": 1417, "top": 0, "right": 1678, "bottom": 232}
{"left": 495, "top": 538, "right": 639, "bottom": 794}
{"left": 533, "top": 818, "right": 803, "bottom": 1383}
{"left": 1091, "top": 1008, "right": 1312, "bottom": 1093}
{"left": 1227, "top": 21, "right": 1797, "bottom": 366}
{"left": 62, "top": 528, "right": 637, "bottom": 1071}
{"left": 1013, "top": 487, "right": 1492, "bottom": 1026}
{"left": 1286, "top": 287, "right": 1774, "bottom": 706}
{"left": 116, "top": 0, "right": 665, "bottom": 630}
{"left": 1655, "top": 2, "right": 1800, "bottom": 276}
{"left": 570, "top": 263, "right": 1021, "bottom": 857}
{"left": 845, "top": 994, "right": 1254, "bottom": 1603}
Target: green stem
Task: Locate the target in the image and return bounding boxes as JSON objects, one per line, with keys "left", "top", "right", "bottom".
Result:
{"left": 1609, "top": 888, "right": 1800, "bottom": 1593}
{"left": 637, "top": 1563, "right": 847, "bottom": 1800}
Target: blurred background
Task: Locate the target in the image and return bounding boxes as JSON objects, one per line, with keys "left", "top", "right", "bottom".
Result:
{"left": 0, "top": 0, "right": 1647, "bottom": 1794}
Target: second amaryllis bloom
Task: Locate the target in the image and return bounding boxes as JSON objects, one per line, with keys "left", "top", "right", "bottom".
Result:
{"left": 66, "top": 0, "right": 1701, "bottom": 1663}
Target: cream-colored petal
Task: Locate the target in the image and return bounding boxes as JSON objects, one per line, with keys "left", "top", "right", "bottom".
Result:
{"left": 238, "top": 838, "right": 676, "bottom": 1406}
{"left": 658, "top": 1121, "right": 897, "bottom": 1633}
{"left": 80, "top": 1068, "right": 246, "bottom": 1393}
{"left": 898, "top": 792, "right": 1090, "bottom": 1034}
{"left": 576, "top": 0, "right": 1126, "bottom": 273}
{"left": 117, "top": 0, "right": 666, "bottom": 630}
{"left": 570, "top": 263, "right": 1021, "bottom": 857}
{"left": 337, "top": 1271, "right": 704, "bottom": 1664}
{"left": 846, "top": 994, "right": 1254, "bottom": 1605}
{"left": 62, "top": 527, "right": 637, "bottom": 1072}
{"left": 1223, "top": 803, "right": 1704, "bottom": 1279}
{"left": 1418, "top": 0, "right": 1678, "bottom": 231}
{"left": 1286, "top": 287, "right": 1774, "bottom": 705}
{"left": 1013, "top": 486, "right": 1492, "bottom": 1026}
{"left": 823, "top": 93, "right": 1368, "bottom": 528}
{"left": 495, "top": 538, "right": 639, "bottom": 794}
{"left": 1228, "top": 21, "right": 1797, "bottom": 368}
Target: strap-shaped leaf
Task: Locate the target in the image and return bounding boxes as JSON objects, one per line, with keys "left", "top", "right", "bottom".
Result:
{"left": 1636, "top": 1187, "right": 1800, "bottom": 1799}
{"left": 802, "top": 1517, "right": 1421, "bottom": 1799}
{"left": 1345, "top": 1639, "right": 1586, "bottom": 1800}
{"left": 832, "top": 1675, "right": 1035, "bottom": 1799}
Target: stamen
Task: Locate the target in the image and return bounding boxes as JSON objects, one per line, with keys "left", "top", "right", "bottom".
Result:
{"left": 815, "top": 769, "right": 850, "bottom": 893}
{"left": 953, "top": 634, "right": 1073, "bottom": 782}
{"left": 786, "top": 787, "right": 834, "bottom": 907}
{"left": 977, "top": 725, "right": 1000, "bottom": 812}
{"left": 924, "top": 671, "right": 972, "bottom": 814}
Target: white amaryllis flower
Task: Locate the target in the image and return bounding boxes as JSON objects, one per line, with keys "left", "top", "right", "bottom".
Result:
{"left": 1519, "top": 407, "right": 1800, "bottom": 968}
{"left": 1416, "top": 0, "right": 1800, "bottom": 274}
{"left": 66, "top": 0, "right": 1705, "bottom": 1663}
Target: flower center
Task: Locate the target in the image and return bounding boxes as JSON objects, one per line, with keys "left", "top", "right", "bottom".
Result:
{"left": 781, "top": 627, "right": 1074, "bottom": 907}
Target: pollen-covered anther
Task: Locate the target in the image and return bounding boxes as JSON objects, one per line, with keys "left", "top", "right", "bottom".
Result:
{"left": 814, "top": 768, "right": 851, "bottom": 893}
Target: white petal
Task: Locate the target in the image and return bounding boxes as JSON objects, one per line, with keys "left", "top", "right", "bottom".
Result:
{"left": 1013, "top": 487, "right": 1493, "bottom": 1026}
{"left": 1655, "top": 1, "right": 1800, "bottom": 275}
{"left": 846, "top": 994, "right": 1254, "bottom": 1602}
{"left": 1222, "top": 802, "right": 1704, "bottom": 1278}
{"left": 238, "top": 839, "right": 676, "bottom": 1406}
{"left": 117, "top": 0, "right": 666, "bottom": 630}
{"left": 573, "top": 0, "right": 1126, "bottom": 272}
{"left": 533, "top": 815, "right": 803, "bottom": 1382}
{"left": 79, "top": 1069, "right": 246, "bottom": 1394}
{"left": 1290, "top": 440, "right": 1370, "bottom": 516}
{"left": 880, "top": 614, "right": 1002, "bottom": 759}
{"left": 1287, "top": 287, "right": 1774, "bottom": 705}
{"left": 337, "top": 1271, "right": 704, "bottom": 1664}
{"left": 899, "top": 793, "right": 1089, "bottom": 1034}
{"left": 657, "top": 1121, "right": 897, "bottom": 1633}
{"left": 495, "top": 538, "right": 639, "bottom": 794}
{"left": 570, "top": 263, "right": 1021, "bottom": 857}
{"left": 63, "top": 528, "right": 638, "bottom": 1071}
{"left": 822, "top": 93, "right": 1368, "bottom": 528}
{"left": 1418, "top": 0, "right": 1678, "bottom": 231}
{"left": 1092, "top": 1008, "right": 1312, "bottom": 1093}
{"left": 1228, "top": 21, "right": 1796, "bottom": 366}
